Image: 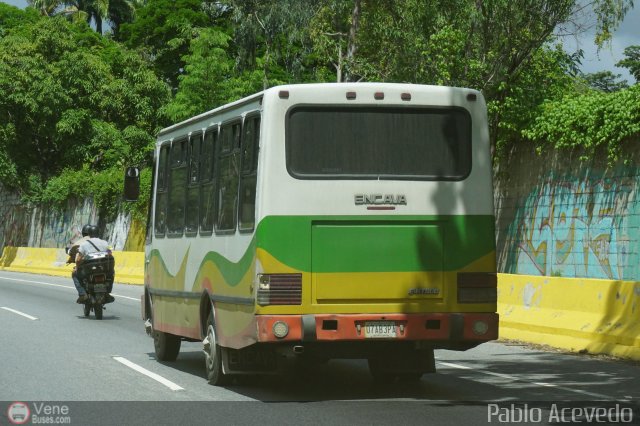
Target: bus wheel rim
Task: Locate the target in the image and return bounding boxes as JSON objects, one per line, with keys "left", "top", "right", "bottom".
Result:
{"left": 206, "top": 324, "right": 217, "bottom": 369}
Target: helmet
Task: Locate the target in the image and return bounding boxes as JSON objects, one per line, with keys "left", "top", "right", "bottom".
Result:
{"left": 81, "top": 224, "right": 92, "bottom": 237}
{"left": 81, "top": 224, "right": 99, "bottom": 238}
{"left": 89, "top": 225, "right": 100, "bottom": 238}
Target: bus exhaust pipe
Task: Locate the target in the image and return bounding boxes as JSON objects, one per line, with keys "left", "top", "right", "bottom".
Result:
{"left": 293, "top": 345, "right": 305, "bottom": 354}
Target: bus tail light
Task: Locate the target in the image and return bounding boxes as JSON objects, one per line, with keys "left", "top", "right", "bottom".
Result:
{"left": 457, "top": 273, "right": 497, "bottom": 303}
{"left": 257, "top": 273, "right": 302, "bottom": 306}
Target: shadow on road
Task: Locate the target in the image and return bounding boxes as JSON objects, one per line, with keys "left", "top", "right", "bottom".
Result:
{"left": 75, "top": 315, "right": 121, "bottom": 321}
{"left": 146, "top": 342, "right": 640, "bottom": 403}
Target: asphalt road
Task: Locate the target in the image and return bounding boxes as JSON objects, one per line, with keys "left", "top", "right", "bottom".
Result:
{"left": 1, "top": 270, "right": 640, "bottom": 425}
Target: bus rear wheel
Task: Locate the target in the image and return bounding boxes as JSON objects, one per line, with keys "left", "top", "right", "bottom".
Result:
{"left": 154, "top": 330, "right": 181, "bottom": 361}
{"left": 204, "top": 312, "right": 231, "bottom": 386}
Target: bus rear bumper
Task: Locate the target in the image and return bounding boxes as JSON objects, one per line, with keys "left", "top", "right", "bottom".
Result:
{"left": 256, "top": 312, "right": 498, "bottom": 345}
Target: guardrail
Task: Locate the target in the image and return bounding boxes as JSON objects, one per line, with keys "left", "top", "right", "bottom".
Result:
{"left": 498, "top": 273, "right": 640, "bottom": 361}
{"left": 0, "top": 246, "right": 144, "bottom": 285}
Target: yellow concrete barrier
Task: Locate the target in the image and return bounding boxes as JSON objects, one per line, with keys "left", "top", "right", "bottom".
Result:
{"left": 0, "top": 246, "right": 144, "bottom": 285}
{"left": 498, "top": 273, "right": 640, "bottom": 360}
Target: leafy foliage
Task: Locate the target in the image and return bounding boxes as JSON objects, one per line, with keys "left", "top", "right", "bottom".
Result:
{"left": 117, "top": 0, "right": 214, "bottom": 89}
{"left": 0, "top": 8, "right": 169, "bottom": 217}
{"left": 583, "top": 71, "right": 629, "bottom": 92}
{"left": 617, "top": 45, "right": 640, "bottom": 82}
{"left": 523, "top": 84, "right": 640, "bottom": 163}
{"left": 491, "top": 45, "right": 580, "bottom": 159}
{"left": 165, "top": 26, "right": 275, "bottom": 122}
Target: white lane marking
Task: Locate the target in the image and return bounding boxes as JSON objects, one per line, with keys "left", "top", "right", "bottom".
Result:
{"left": 437, "top": 361, "right": 610, "bottom": 400}
{"left": 113, "top": 294, "right": 139, "bottom": 301}
{"left": 113, "top": 356, "right": 184, "bottom": 391}
{"left": 0, "top": 276, "right": 139, "bottom": 301}
{"left": 1, "top": 306, "right": 38, "bottom": 320}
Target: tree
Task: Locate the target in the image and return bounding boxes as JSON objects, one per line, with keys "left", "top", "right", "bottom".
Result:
{"left": 26, "top": 0, "right": 61, "bottom": 16}
{"left": 107, "top": 0, "right": 144, "bottom": 37}
{"left": 27, "top": 0, "right": 141, "bottom": 35}
{"left": 228, "top": 0, "right": 321, "bottom": 86}
{"left": 309, "top": 0, "right": 363, "bottom": 82}
{"left": 307, "top": 0, "right": 632, "bottom": 158}
{"left": 617, "top": 45, "right": 640, "bottom": 82}
{"left": 118, "top": 0, "right": 214, "bottom": 89}
{"left": 163, "top": 27, "right": 258, "bottom": 121}
{"left": 0, "top": 12, "right": 169, "bottom": 198}
{"left": 583, "top": 70, "right": 628, "bottom": 92}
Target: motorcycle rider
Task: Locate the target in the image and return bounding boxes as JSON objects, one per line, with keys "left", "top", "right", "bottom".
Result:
{"left": 66, "top": 225, "right": 93, "bottom": 303}
{"left": 67, "top": 224, "right": 115, "bottom": 304}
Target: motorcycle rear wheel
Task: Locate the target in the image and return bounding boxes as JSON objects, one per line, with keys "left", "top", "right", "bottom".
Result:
{"left": 83, "top": 303, "right": 90, "bottom": 317}
{"left": 94, "top": 303, "right": 103, "bottom": 320}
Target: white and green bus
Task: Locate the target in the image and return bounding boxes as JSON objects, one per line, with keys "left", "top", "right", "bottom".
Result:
{"left": 125, "top": 83, "right": 498, "bottom": 385}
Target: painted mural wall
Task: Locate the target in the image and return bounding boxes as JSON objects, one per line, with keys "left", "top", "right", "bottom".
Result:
{"left": 0, "top": 185, "right": 144, "bottom": 254}
{"left": 0, "top": 184, "right": 31, "bottom": 251}
{"left": 495, "top": 143, "right": 640, "bottom": 281}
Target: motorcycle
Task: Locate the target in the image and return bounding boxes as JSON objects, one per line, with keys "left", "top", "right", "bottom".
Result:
{"left": 77, "top": 251, "right": 115, "bottom": 320}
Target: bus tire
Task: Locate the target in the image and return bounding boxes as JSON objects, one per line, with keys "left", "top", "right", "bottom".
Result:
{"left": 154, "top": 330, "right": 181, "bottom": 361}
{"left": 204, "top": 312, "right": 231, "bottom": 386}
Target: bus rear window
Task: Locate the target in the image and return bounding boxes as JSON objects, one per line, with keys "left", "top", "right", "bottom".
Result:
{"left": 286, "top": 106, "right": 471, "bottom": 180}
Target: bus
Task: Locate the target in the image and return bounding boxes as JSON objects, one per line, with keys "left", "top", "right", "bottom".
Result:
{"left": 124, "top": 83, "right": 498, "bottom": 385}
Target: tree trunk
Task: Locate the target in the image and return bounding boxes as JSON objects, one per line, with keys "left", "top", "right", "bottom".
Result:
{"left": 344, "top": 0, "right": 361, "bottom": 82}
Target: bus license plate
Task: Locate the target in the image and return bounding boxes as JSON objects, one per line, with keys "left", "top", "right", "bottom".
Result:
{"left": 364, "top": 321, "right": 397, "bottom": 338}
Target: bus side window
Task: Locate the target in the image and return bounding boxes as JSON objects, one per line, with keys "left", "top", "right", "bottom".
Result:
{"left": 215, "top": 121, "right": 240, "bottom": 233}
{"left": 185, "top": 133, "right": 202, "bottom": 236}
{"left": 154, "top": 145, "right": 169, "bottom": 238}
{"left": 239, "top": 114, "right": 260, "bottom": 232}
{"left": 200, "top": 128, "right": 217, "bottom": 234}
{"left": 167, "top": 138, "right": 188, "bottom": 236}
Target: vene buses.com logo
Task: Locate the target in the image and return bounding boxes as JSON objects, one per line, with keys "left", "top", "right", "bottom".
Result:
{"left": 7, "top": 401, "right": 30, "bottom": 425}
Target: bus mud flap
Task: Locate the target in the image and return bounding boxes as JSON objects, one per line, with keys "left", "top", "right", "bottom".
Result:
{"left": 301, "top": 315, "right": 316, "bottom": 341}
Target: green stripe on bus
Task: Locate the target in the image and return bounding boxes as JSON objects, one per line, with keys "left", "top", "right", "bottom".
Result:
{"left": 256, "top": 215, "right": 495, "bottom": 272}
{"left": 149, "top": 239, "right": 256, "bottom": 288}
{"left": 196, "top": 238, "right": 256, "bottom": 286}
